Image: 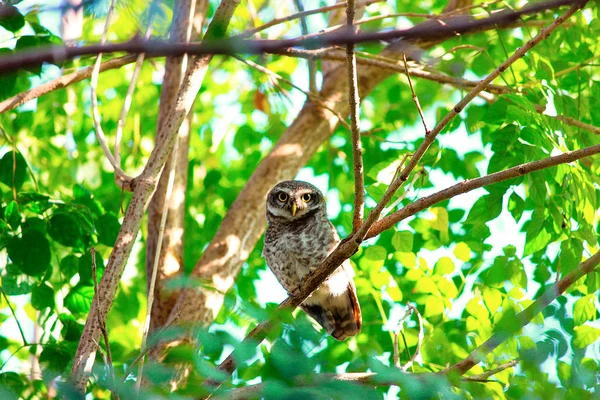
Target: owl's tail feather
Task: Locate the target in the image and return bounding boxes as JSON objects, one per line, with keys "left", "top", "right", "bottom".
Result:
{"left": 301, "top": 282, "right": 362, "bottom": 341}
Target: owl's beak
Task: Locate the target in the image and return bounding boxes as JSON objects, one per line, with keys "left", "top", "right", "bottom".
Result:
{"left": 291, "top": 202, "right": 297, "bottom": 216}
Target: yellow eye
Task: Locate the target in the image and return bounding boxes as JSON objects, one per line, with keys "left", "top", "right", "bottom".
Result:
{"left": 277, "top": 192, "right": 288, "bottom": 202}
{"left": 301, "top": 193, "right": 312, "bottom": 203}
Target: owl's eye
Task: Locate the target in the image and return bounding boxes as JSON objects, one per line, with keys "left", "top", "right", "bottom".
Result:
{"left": 301, "top": 193, "right": 312, "bottom": 203}
{"left": 277, "top": 192, "right": 288, "bottom": 202}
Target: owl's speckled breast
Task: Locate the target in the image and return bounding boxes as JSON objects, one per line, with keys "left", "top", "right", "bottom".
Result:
{"left": 264, "top": 209, "right": 338, "bottom": 292}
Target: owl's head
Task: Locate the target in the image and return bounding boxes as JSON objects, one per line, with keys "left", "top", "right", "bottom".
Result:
{"left": 266, "top": 180, "right": 325, "bottom": 221}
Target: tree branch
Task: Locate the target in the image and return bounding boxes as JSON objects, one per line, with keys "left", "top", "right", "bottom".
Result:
{"left": 0, "top": 55, "right": 137, "bottom": 114}
{"left": 346, "top": 0, "right": 365, "bottom": 233}
{"left": 0, "top": 0, "right": 583, "bottom": 75}
{"left": 367, "top": 142, "right": 600, "bottom": 238}
{"left": 447, "top": 249, "right": 600, "bottom": 376}
{"left": 68, "top": 0, "right": 241, "bottom": 392}
{"left": 208, "top": 1, "right": 586, "bottom": 386}
{"left": 238, "top": 0, "right": 384, "bottom": 39}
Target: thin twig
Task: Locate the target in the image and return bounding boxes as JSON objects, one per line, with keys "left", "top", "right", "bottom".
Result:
{"left": 89, "top": 0, "right": 135, "bottom": 190}
{"left": 0, "top": 288, "right": 27, "bottom": 346}
{"left": 238, "top": 0, "right": 384, "bottom": 39}
{"left": 393, "top": 305, "right": 416, "bottom": 368}
{"left": 463, "top": 359, "right": 519, "bottom": 382}
{"left": 136, "top": 138, "right": 179, "bottom": 392}
{"left": 292, "top": 0, "right": 317, "bottom": 93}
{"left": 400, "top": 305, "right": 423, "bottom": 372}
{"left": 0, "top": 54, "right": 137, "bottom": 114}
{"left": 236, "top": 57, "right": 352, "bottom": 130}
{"left": 114, "top": 0, "right": 161, "bottom": 166}
{"left": 367, "top": 141, "right": 600, "bottom": 238}
{"left": 402, "top": 54, "right": 429, "bottom": 134}
{"left": 346, "top": 0, "right": 365, "bottom": 234}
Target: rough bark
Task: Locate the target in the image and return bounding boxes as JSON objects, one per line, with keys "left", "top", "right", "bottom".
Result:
{"left": 146, "top": 0, "right": 208, "bottom": 334}
{"left": 69, "top": 0, "right": 241, "bottom": 391}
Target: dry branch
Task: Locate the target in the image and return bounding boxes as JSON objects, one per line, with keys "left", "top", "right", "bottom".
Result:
{"left": 69, "top": 0, "right": 241, "bottom": 391}
{"left": 0, "top": 0, "right": 582, "bottom": 75}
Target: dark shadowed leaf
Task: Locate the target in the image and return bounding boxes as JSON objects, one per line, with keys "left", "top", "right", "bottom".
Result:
{"left": 7, "top": 229, "right": 51, "bottom": 276}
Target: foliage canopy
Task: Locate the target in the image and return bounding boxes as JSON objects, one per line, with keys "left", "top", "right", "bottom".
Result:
{"left": 0, "top": 0, "right": 599, "bottom": 399}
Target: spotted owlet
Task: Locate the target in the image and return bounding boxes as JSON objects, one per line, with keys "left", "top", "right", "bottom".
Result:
{"left": 263, "top": 180, "right": 362, "bottom": 340}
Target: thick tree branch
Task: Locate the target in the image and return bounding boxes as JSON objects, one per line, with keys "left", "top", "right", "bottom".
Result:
{"left": 447, "top": 250, "right": 600, "bottom": 376}
{"left": 69, "top": 0, "right": 241, "bottom": 392}
{"left": 346, "top": 0, "right": 365, "bottom": 233}
{"left": 146, "top": 0, "right": 207, "bottom": 335}
{"left": 367, "top": 142, "right": 600, "bottom": 238}
{"left": 0, "top": 0, "right": 582, "bottom": 75}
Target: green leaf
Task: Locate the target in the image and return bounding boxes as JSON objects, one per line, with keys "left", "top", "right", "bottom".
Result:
{"left": 4, "top": 201, "right": 20, "bottom": 230}
{"left": 524, "top": 228, "right": 552, "bottom": 257}
{"left": 573, "top": 295, "right": 596, "bottom": 326}
{"left": 31, "top": 283, "right": 55, "bottom": 310}
{"left": 39, "top": 344, "right": 72, "bottom": 375}
{"left": 48, "top": 210, "right": 93, "bottom": 249}
{"left": 392, "top": 230, "right": 413, "bottom": 252}
{"left": 453, "top": 242, "right": 471, "bottom": 262}
{"left": 64, "top": 285, "right": 94, "bottom": 316}
{"left": 433, "top": 257, "right": 454, "bottom": 275}
{"left": 59, "top": 255, "right": 79, "bottom": 280}
{"left": 17, "top": 192, "right": 51, "bottom": 214}
{"left": 429, "top": 207, "right": 449, "bottom": 242}
{"left": 0, "top": 372, "right": 25, "bottom": 398}
{"left": 425, "top": 295, "right": 443, "bottom": 317}
{"left": 0, "top": 4, "right": 25, "bottom": 32}
{"left": 364, "top": 245, "right": 387, "bottom": 261}
{"left": 0, "top": 151, "right": 27, "bottom": 191}
{"left": 78, "top": 252, "right": 104, "bottom": 284}
{"left": 386, "top": 283, "right": 402, "bottom": 302}
{"left": 7, "top": 229, "right": 51, "bottom": 276}
{"left": 483, "top": 288, "right": 502, "bottom": 313}
{"left": 59, "top": 313, "right": 83, "bottom": 342}
{"left": 95, "top": 212, "right": 121, "bottom": 246}
{"left": 507, "top": 192, "right": 524, "bottom": 222}
{"left": 464, "top": 194, "right": 502, "bottom": 225}
{"left": 573, "top": 325, "right": 600, "bottom": 348}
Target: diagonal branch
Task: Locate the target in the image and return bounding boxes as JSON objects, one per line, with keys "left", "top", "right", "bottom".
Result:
{"left": 0, "top": 0, "right": 584, "bottom": 75}
{"left": 238, "top": 0, "right": 384, "bottom": 39}
{"left": 209, "top": 0, "right": 587, "bottom": 384}
{"left": 366, "top": 142, "right": 600, "bottom": 238}
{"left": 0, "top": 55, "right": 137, "bottom": 114}
{"left": 447, "top": 249, "right": 600, "bottom": 376}
{"left": 346, "top": 0, "right": 365, "bottom": 233}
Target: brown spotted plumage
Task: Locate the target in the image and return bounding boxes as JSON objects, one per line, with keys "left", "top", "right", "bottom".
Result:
{"left": 263, "top": 180, "right": 362, "bottom": 340}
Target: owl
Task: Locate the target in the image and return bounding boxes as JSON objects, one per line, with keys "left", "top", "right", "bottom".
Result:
{"left": 263, "top": 180, "right": 362, "bottom": 340}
